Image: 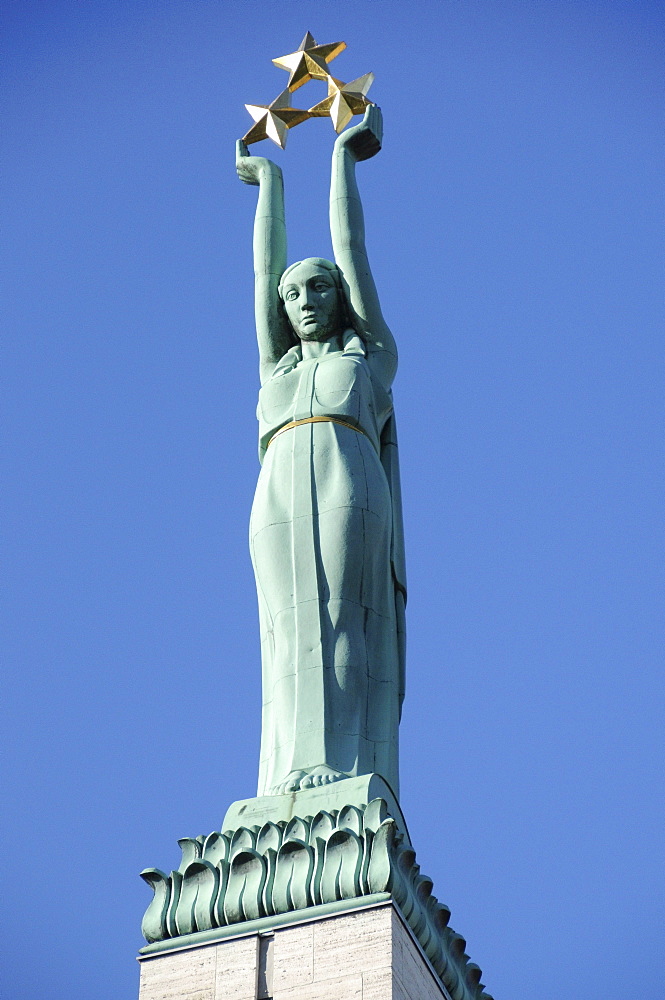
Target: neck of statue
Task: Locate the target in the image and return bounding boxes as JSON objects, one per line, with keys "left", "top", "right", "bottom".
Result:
{"left": 300, "top": 334, "right": 344, "bottom": 360}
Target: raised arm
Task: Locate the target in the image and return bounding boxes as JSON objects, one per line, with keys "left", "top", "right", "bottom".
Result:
{"left": 330, "top": 106, "right": 397, "bottom": 384}
{"left": 236, "top": 141, "right": 293, "bottom": 384}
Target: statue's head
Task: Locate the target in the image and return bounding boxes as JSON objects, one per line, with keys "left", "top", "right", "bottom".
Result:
{"left": 278, "top": 258, "right": 345, "bottom": 343}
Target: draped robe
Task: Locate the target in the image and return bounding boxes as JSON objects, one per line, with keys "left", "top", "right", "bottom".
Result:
{"left": 250, "top": 333, "right": 406, "bottom": 797}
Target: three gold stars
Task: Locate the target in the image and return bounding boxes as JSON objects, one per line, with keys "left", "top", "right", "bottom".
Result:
{"left": 242, "top": 33, "right": 374, "bottom": 149}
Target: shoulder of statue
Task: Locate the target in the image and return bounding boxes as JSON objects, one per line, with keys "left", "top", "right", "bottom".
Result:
{"left": 342, "top": 329, "right": 367, "bottom": 356}
{"left": 271, "top": 344, "right": 302, "bottom": 377}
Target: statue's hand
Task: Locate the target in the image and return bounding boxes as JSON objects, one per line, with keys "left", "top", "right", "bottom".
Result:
{"left": 236, "top": 139, "right": 281, "bottom": 186}
{"left": 334, "top": 105, "right": 383, "bottom": 162}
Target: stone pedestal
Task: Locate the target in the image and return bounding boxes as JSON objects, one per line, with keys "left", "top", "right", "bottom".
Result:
{"left": 138, "top": 780, "right": 492, "bottom": 999}
{"left": 138, "top": 900, "right": 449, "bottom": 1000}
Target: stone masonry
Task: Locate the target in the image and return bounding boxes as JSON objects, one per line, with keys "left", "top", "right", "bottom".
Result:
{"left": 138, "top": 902, "right": 450, "bottom": 1000}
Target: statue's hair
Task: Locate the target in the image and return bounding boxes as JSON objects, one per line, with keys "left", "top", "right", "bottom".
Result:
{"left": 277, "top": 258, "right": 343, "bottom": 299}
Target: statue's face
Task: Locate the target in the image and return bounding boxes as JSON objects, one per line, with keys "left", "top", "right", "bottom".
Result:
{"left": 282, "top": 262, "right": 342, "bottom": 342}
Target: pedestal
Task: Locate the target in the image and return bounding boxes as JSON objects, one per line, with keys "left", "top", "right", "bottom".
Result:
{"left": 138, "top": 777, "right": 492, "bottom": 999}
{"left": 138, "top": 900, "right": 450, "bottom": 1000}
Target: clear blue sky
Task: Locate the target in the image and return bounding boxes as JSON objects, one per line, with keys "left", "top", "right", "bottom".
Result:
{"left": 3, "top": 2, "right": 663, "bottom": 998}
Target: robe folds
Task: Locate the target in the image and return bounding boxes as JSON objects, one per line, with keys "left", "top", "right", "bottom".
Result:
{"left": 250, "top": 332, "right": 406, "bottom": 797}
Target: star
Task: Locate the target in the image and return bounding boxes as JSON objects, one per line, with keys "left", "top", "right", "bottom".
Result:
{"left": 307, "top": 73, "right": 374, "bottom": 133}
{"left": 272, "top": 31, "right": 346, "bottom": 92}
{"left": 242, "top": 89, "right": 310, "bottom": 149}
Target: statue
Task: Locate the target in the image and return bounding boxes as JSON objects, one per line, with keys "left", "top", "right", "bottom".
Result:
{"left": 236, "top": 102, "right": 406, "bottom": 799}
{"left": 139, "top": 45, "right": 492, "bottom": 1000}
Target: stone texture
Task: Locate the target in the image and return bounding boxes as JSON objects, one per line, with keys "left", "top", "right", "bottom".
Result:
{"left": 361, "top": 967, "right": 396, "bottom": 1000}
{"left": 393, "top": 907, "right": 448, "bottom": 1000}
{"left": 139, "top": 935, "right": 258, "bottom": 1000}
{"left": 271, "top": 923, "right": 314, "bottom": 992}
{"left": 273, "top": 974, "right": 363, "bottom": 1000}
{"left": 138, "top": 904, "right": 450, "bottom": 1000}
{"left": 313, "top": 907, "right": 392, "bottom": 982}
{"left": 138, "top": 946, "right": 216, "bottom": 1000}
{"left": 214, "top": 935, "right": 258, "bottom": 999}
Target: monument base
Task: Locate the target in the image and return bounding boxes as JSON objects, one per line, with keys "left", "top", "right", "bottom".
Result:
{"left": 138, "top": 899, "right": 450, "bottom": 1000}
{"left": 139, "top": 779, "right": 492, "bottom": 999}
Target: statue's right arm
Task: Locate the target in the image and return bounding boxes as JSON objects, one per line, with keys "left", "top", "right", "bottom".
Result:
{"left": 329, "top": 108, "right": 398, "bottom": 389}
{"left": 236, "top": 141, "right": 292, "bottom": 384}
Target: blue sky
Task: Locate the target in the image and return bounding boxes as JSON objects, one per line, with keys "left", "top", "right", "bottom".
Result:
{"left": 2, "top": 2, "right": 663, "bottom": 998}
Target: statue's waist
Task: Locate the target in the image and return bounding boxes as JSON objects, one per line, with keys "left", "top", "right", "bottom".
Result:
{"left": 266, "top": 415, "right": 369, "bottom": 450}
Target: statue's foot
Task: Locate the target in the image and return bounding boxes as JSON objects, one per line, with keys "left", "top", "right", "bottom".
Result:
{"left": 298, "top": 765, "right": 348, "bottom": 790}
{"left": 269, "top": 770, "right": 307, "bottom": 795}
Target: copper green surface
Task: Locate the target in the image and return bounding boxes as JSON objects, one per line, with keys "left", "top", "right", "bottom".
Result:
{"left": 237, "top": 106, "right": 406, "bottom": 798}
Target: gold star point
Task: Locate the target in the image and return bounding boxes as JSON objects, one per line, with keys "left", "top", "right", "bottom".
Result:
{"left": 272, "top": 31, "right": 347, "bottom": 92}
{"left": 308, "top": 73, "right": 375, "bottom": 133}
{"left": 243, "top": 89, "right": 310, "bottom": 149}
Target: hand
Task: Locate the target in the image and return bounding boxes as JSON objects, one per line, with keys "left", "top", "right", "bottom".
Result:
{"left": 334, "top": 105, "right": 383, "bottom": 162}
{"left": 236, "top": 139, "right": 281, "bottom": 186}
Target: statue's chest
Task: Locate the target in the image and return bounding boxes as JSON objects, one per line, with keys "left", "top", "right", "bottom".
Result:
{"left": 259, "top": 355, "right": 376, "bottom": 426}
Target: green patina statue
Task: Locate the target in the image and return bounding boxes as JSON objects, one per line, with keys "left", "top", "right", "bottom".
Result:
{"left": 140, "top": 75, "right": 493, "bottom": 1000}
{"left": 142, "top": 109, "right": 444, "bottom": 960}
{"left": 236, "top": 105, "right": 406, "bottom": 799}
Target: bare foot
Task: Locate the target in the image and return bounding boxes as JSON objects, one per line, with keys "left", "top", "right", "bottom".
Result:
{"left": 298, "top": 765, "right": 348, "bottom": 790}
{"left": 269, "top": 770, "right": 307, "bottom": 795}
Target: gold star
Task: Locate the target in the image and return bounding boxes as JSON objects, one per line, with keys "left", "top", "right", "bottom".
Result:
{"left": 272, "top": 31, "right": 346, "bottom": 92}
{"left": 243, "top": 89, "right": 310, "bottom": 149}
{"left": 308, "top": 73, "right": 374, "bottom": 133}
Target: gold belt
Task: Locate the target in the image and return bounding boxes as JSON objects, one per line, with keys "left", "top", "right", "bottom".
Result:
{"left": 266, "top": 415, "right": 368, "bottom": 449}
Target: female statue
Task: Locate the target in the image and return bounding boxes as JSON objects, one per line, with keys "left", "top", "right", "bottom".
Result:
{"left": 236, "top": 106, "right": 406, "bottom": 798}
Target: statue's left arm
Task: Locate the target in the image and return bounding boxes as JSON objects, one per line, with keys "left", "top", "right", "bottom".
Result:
{"left": 330, "top": 105, "right": 397, "bottom": 387}
{"left": 332, "top": 106, "right": 406, "bottom": 711}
